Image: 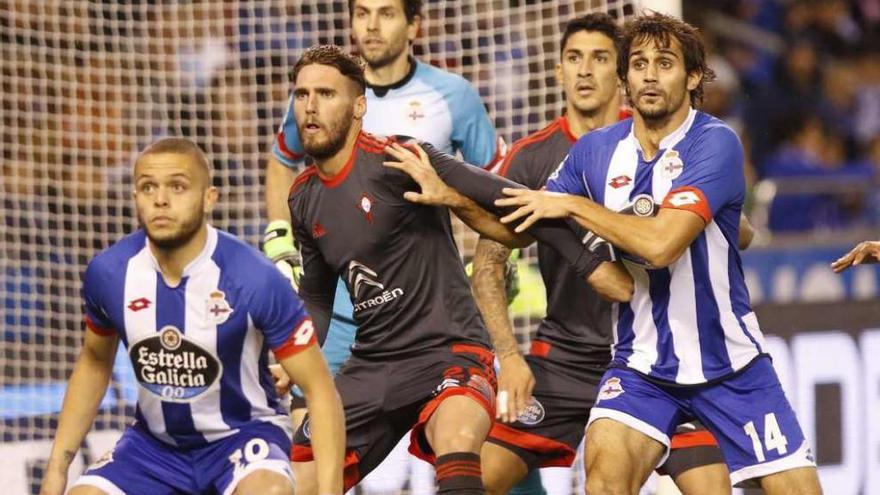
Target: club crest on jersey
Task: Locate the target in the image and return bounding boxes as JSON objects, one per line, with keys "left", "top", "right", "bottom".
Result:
{"left": 515, "top": 397, "right": 546, "bottom": 425}
{"left": 127, "top": 297, "right": 152, "bottom": 312}
{"left": 89, "top": 450, "right": 114, "bottom": 470}
{"left": 597, "top": 377, "right": 624, "bottom": 402}
{"left": 312, "top": 222, "right": 326, "bottom": 239}
{"left": 130, "top": 326, "right": 223, "bottom": 402}
{"left": 659, "top": 150, "right": 684, "bottom": 180}
{"left": 356, "top": 192, "right": 376, "bottom": 224}
{"left": 407, "top": 100, "right": 425, "bottom": 121}
{"left": 206, "top": 290, "right": 233, "bottom": 325}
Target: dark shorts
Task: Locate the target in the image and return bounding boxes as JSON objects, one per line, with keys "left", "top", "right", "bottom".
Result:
{"left": 291, "top": 343, "right": 496, "bottom": 491}
{"left": 486, "top": 342, "right": 725, "bottom": 475}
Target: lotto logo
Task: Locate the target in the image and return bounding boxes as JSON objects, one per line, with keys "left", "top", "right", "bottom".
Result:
{"left": 667, "top": 190, "right": 701, "bottom": 207}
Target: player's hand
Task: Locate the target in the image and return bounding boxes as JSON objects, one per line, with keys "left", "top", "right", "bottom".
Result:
{"left": 496, "top": 188, "right": 573, "bottom": 233}
{"left": 383, "top": 143, "right": 463, "bottom": 207}
{"left": 496, "top": 352, "right": 535, "bottom": 423}
{"left": 269, "top": 363, "right": 292, "bottom": 396}
{"left": 832, "top": 240, "right": 880, "bottom": 273}
{"left": 262, "top": 220, "right": 303, "bottom": 289}
{"left": 38, "top": 463, "right": 68, "bottom": 495}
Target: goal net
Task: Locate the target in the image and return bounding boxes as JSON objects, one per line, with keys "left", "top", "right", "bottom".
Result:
{"left": 1, "top": 1, "right": 641, "bottom": 493}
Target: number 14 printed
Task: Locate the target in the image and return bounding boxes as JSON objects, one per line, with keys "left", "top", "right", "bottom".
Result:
{"left": 744, "top": 412, "right": 788, "bottom": 463}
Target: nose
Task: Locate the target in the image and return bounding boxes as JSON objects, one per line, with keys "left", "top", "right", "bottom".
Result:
{"left": 154, "top": 186, "right": 170, "bottom": 207}
{"left": 305, "top": 92, "right": 318, "bottom": 114}
{"left": 367, "top": 12, "right": 380, "bottom": 31}
{"left": 644, "top": 61, "right": 659, "bottom": 82}
{"left": 578, "top": 57, "right": 592, "bottom": 77}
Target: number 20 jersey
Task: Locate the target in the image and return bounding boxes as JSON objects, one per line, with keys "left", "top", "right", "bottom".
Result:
{"left": 82, "top": 226, "right": 316, "bottom": 448}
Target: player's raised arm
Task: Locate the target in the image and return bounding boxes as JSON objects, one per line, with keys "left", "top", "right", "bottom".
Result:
{"left": 383, "top": 141, "right": 609, "bottom": 280}
{"left": 42, "top": 264, "right": 120, "bottom": 495}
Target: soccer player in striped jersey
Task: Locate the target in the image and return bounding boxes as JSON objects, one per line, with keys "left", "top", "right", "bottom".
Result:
{"left": 40, "top": 139, "right": 344, "bottom": 495}
{"left": 496, "top": 14, "right": 822, "bottom": 494}
{"left": 474, "top": 14, "right": 733, "bottom": 495}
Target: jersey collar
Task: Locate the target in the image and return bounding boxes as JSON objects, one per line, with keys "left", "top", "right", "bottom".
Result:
{"left": 558, "top": 115, "right": 578, "bottom": 143}
{"left": 369, "top": 56, "right": 418, "bottom": 97}
{"left": 143, "top": 224, "right": 218, "bottom": 280}
{"left": 628, "top": 107, "right": 698, "bottom": 155}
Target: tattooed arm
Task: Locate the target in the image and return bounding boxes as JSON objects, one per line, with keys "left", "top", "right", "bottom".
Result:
{"left": 472, "top": 237, "right": 535, "bottom": 423}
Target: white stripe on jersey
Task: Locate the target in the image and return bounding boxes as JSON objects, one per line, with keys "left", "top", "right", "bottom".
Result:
{"left": 667, "top": 248, "right": 704, "bottom": 383}
{"left": 623, "top": 263, "right": 659, "bottom": 374}
{"left": 603, "top": 138, "right": 638, "bottom": 211}
{"left": 185, "top": 252, "right": 235, "bottom": 443}
{"left": 123, "top": 246, "right": 173, "bottom": 445}
{"left": 705, "top": 223, "right": 763, "bottom": 370}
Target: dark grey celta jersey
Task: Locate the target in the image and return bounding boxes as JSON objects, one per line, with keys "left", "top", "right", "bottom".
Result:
{"left": 499, "top": 117, "right": 612, "bottom": 366}
{"left": 289, "top": 131, "right": 601, "bottom": 360}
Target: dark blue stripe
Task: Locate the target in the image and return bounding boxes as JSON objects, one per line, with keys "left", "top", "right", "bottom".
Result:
{"left": 691, "top": 234, "right": 733, "bottom": 379}
{"left": 214, "top": 264, "right": 251, "bottom": 427}
{"left": 647, "top": 268, "right": 678, "bottom": 378}
{"left": 728, "top": 244, "right": 763, "bottom": 353}
{"left": 612, "top": 302, "right": 635, "bottom": 365}
{"left": 156, "top": 276, "right": 205, "bottom": 447}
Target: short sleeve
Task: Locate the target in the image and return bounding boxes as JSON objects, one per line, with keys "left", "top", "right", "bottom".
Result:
{"left": 449, "top": 83, "right": 503, "bottom": 168}
{"left": 251, "top": 266, "right": 316, "bottom": 359}
{"left": 544, "top": 147, "right": 588, "bottom": 197}
{"left": 499, "top": 148, "right": 539, "bottom": 188}
{"left": 660, "top": 126, "right": 745, "bottom": 224}
{"left": 82, "top": 260, "right": 116, "bottom": 336}
{"left": 270, "top": 93, "right": 306, "bottom": 169}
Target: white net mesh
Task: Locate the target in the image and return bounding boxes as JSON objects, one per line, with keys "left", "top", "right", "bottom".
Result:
{"left": 1, "top": 1, "right": 640, "bottom": 492}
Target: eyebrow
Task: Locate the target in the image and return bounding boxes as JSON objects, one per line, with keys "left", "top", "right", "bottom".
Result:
{"left": 630, "top": 48, "right": 680, "bottom": 59}
{"left": 136, "top": 173, "right": 192, "bottom": 181}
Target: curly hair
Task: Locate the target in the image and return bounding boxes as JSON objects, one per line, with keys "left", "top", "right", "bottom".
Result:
{"left": 618, "top": 13, "right": 716, "bottom": 107}
{"left": 348, "top": 0, "right": 423, "bottom": 23}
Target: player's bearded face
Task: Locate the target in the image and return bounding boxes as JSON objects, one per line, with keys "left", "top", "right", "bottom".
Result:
{"left": 297, "top": 100, "right": 355, "bottom": 160}
{"left": 626, "top": 37, "right": 691, "bottom": 121}
{"left": 351, "top": 0, "right": 417, "bottom": 69}
{"left": 134, "top": 153, "right": 211, "bottom": 250}
{"left": 558, "top": 31, "right": 620, "bottom": 115}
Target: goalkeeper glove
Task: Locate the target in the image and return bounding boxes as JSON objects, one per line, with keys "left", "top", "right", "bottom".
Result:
{"left": 466, "top": 248, "right": 521, "bottom": 304}
{"left": 262, "top": 220, "right": 303, "bottom": 289}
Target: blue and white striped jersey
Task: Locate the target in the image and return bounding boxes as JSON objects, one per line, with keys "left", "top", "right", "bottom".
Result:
{"left": 547, "top": 108, "right": 765, "bottom": 385}
{"left": 273, "top": 59, "right": 503, "bottom": 169}
{"left": 83, "top": 226, "right": 315, "bottom": 447}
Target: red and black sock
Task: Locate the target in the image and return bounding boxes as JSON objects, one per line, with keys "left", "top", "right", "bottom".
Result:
{"left": 435, "top": 452, "right": 484, "bottom": 495}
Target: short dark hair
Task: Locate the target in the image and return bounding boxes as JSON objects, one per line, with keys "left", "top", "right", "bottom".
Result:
{"left": 138, "top": 137, "right": 211, "bottom": 180}
{"left": 560, "top": 13, "right": 622, "bottom": 56}
{"left": 291, "top": 45, "right": 367, "bottom": 95}
{"left": 348, "top": 0, "right": 423, "bottom": 23}
{"left": 618, "top": 13, "right": 716, "bottom": 106}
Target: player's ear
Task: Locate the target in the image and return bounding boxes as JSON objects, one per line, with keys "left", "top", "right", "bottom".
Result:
{"left": 353, "top": 94, "right": 367, "bottom": 120}
{"left": 407, "top": 14, "right": 421, "bottom": 43}
{"left": 686, "top": 69, "right": 702, "bottom": 93}
{"left": 555, "top": 62, "right": 564, "bottom": 86}
{"left": 203, "top": 187, "right": 219, "bottom": 215}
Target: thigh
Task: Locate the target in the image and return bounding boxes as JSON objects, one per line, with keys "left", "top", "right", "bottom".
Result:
{"left": 486, "top": 358, "right": 599, "bottom": 470}
{"left": 657, "top": 421, "right": 727, "bottom": 479}
{"left": 585, "top": 418, "right": 666, "bottom": 491}
{"left": 201, "top": 423, "right": 293, "bottom": 495}
{"left": 481, "top": 442, "right": 531, "bottom": 495}
{"left": 69, "top": 426, "right": 192, "bottom": 495}
{"left": 691, "top": 357, "right": 815, "bottom": 489}
{"left": 405, "top": 344, "right": 497, "bottom": 464}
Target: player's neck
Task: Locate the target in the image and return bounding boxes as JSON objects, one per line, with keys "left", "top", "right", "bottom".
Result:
{"left": 366, "top": 52, "right": 412, "bottom": 87}
{"left": 148, "top": 224, "right": 208, "bottom": 287}
{"left": 633, "top": 102, "right": 692, "bottom": 161}
{"left": 565, "top": 98, "right": 621, "bottom": 138}
{"left": 313, "top": 122, "right": 363, "bottom": 179}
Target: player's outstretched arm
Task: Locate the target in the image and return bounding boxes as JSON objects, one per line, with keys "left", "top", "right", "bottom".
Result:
{"left": 266, "top": 154, "right": 298, "bottom": 224}
{"left": 41, "top": 330, "right": 119, "bottom": 495}
{"left": 279, "top": 344, "right": 345, "bottom": 495}
{"left": 497, "top": 189, "right": 706, "bottom": 269}
{"left": 471, "top": 237, "right": 535, "bottom": 423}
{"left": 832, "top": 240, "right": 880, "bottom": 273}
{"left": 586, "top": 261, "right": 634, "bottom": 302}
{"left": 739, "top": 213, "right": 754, "bottom": 250}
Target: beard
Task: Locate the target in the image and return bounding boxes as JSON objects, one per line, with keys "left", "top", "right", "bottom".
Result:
{"left": 299, "top": 108, "right": 354, "bottom": 160}
{"left": 140, "top": 205, "right": 205, "bottom": 250}
{"left": 357, "top": 37, "right": 407, "bottom": 70}
{"left": 632, "top": 87, "right": 687, "bottom": 126}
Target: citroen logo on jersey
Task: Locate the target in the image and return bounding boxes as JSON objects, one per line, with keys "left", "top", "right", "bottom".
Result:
{"left": 348, "top": 260, "right": 384, "bottom": 298}
{"left": 347, "top": 260, "right": 405, "bottom": 312}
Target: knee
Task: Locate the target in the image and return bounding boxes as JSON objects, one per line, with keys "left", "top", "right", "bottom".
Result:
{"left": 292, "top": 462, "right": 317, "bottom": 495}
{"left": 432, "top": 425, "right": 484, "bottom": 454}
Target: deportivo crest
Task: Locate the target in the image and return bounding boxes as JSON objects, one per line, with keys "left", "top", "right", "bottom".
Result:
{"left": 407, "top": 100, "right": 425, "bottom": 121}
{"left": 597, "top": 377, "right": 624, "bottom": 402}
{"left": 206, "top": 290, "right": 233, "bottom": 325}
{"left": 515, "top": 397, "right": 546, "bottom": 426}
{"left": 357, "top": 192, "right": 376, "bottom": 223}
{"left": 659, "top": 150, "right": 684, "bottom": 180}
{"left": 130, "top": 326, "right": 222, "bottom": 402}
{"left": 89, "top": 450, "right": 114, "bottom": 470}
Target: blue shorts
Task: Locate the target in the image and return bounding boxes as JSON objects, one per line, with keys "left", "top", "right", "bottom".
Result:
{"left": 587, "top": 356, "right": 815, "bottom": 488}
{"left": 70, "top": 423, "right": 293, "bottom": 495}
